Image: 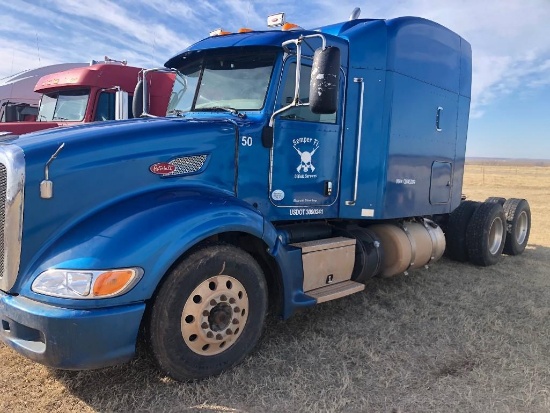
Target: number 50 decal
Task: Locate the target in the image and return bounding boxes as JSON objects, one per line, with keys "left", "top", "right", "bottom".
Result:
{"left": 241, "top": 136, "right": 253, "bottom": 146}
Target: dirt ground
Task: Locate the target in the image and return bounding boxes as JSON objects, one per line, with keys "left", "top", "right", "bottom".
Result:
{"left": 1, "top": 164, "right": 549, "bottom": 413}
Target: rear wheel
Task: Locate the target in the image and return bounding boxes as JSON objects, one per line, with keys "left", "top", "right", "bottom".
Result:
{"left": 485, "top": 196, "right": 506, "bottom": 205}
{"left": 466, "top": 202, "right": 507, "bottom": 266}
{"left": 445, "top": 201, "right": 481, "bottom": 262}
{"left": 502, "top": 198, "right": 531, "bottom": 255}
{"left": 149, "top": 244, "right": 267, "bottom": 381}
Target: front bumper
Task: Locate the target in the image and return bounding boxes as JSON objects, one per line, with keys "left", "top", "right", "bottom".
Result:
{"left": 0, "top": 290, "right": 146, "bottom": 369}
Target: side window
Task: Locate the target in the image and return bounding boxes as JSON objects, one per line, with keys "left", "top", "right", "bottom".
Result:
{"left": 95, "top": 92, "right": 135, "bottom": 121}
{"left": 279, "top": 62, "right": 337, "bottom": 124}
{"left": 95, "top": 92, "right": 115, "bottom": 121}
{"left": 128, "top": 95, "right": 134, "bottom": 118}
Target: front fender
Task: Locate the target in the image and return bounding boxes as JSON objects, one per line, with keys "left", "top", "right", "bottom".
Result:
{"left": 20, "top": 187, "right": 270, "bottom": 308}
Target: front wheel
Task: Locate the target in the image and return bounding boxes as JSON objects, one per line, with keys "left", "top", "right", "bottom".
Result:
{"left": 148, "top": 244, "right": 267, "bottom": 381}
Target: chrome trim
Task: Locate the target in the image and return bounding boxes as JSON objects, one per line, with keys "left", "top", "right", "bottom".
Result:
{"left": 0, "top": 143, "right": 25, "bottom": 291}
{"left": 345, "top": 78, "right": 364, "bottom": 206}
{"left": 436, "top": 106, "right": 443, "bottom": 132}
{"left": 163, "top": 154, "right": 207, "bottom": 176}
{"left": 140, "top": 67, "right": 179, "bottom": 118}
{"left": 270, "top": 34, "right": 327, "bottom": 127}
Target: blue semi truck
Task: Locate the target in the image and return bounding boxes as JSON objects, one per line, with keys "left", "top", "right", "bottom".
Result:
{"left": 0, "top": 11, "right": 531, "bottom": 381}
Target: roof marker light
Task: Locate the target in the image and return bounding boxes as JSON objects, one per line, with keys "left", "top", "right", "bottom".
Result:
{"left": 209, "top": 28, "right": 231, "bottom": 36}
{"left": 267, "top": 12, "right": 285, "bottom": 28}
{"left": 238, "top": 28, "right": 253, "bottom": 33}
{"left": 282, "top": 22, "right": 302, "bottom": 31}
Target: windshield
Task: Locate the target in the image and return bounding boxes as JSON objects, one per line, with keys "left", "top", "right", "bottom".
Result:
{"left": 37, "top": 89, "right": 90, "bottom": 121}
{"left": 167, "top": 50, "right": 277, "bottom": 115}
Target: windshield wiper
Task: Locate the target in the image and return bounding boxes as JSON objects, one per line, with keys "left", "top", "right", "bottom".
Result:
{"left": 53, "top": 116, "right": 69, "bottom": 121}
{"left": 167, "top": 109, "right": 185, "bottom": 117}
{"left": 199, "top": 107, "right": 246, "bottom": 119}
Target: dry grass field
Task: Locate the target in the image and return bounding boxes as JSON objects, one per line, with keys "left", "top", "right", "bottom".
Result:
{"left": 1, "top": 164, "right": 549, "bottom": 413}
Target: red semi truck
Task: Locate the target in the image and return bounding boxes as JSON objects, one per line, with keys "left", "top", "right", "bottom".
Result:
{"left": 0, "top": 63, "right": 85, "bottom": 123}
{"left": 1, "top": 59, "right": 174, "bottom": 135}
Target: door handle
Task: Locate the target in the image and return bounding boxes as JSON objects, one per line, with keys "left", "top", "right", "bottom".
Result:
{"left": 436, "top": 106, "right": 443, "bottom": 132}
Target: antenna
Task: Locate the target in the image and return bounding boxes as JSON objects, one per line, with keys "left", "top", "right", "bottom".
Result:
{"left": 246, "top": 0, "right": 252, "bottom": 26}
{"left": 35, "top": 32, "right": 41, "bottom": 63}
{"left": 349, "top": 7, "right": 361, "bottom": 20}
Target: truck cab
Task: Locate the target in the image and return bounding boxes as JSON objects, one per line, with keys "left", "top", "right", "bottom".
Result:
{"left": 0, "top": 102, "right": 38, "bottom": 122}
{"left": 1, "top": 61, "right": 174, "bottom": 135}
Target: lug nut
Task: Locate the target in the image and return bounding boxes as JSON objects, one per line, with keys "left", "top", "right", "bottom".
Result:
{"left": 234, "top": 307, "right": 240, "bottom": 313}
{"left": 201, "top": 322, "right": 209, "bottom": 329}
{"left": 229, "top": 298, "right": 236, "bottom": 304}
{"left": 220, "top": 294, "right": 227, "bottom": 301}
{"left": 210, "top": 299, "right": 217, "bottom": 306}
{"left": 216, "top": 334, "right": 223, "bottom": 340}
{"left": 207, "top": 331, "right": 213, "bottom": 338}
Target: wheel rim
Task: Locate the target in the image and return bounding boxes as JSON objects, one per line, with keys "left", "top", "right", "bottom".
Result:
{"left": 516, "top": 211, "right": 529, "bottom": 245}
{"left": 488, "top": 217, "right": 504, "bottom": 255}
{"left": 181, "top": 275, "right": 249, "bottom": 356}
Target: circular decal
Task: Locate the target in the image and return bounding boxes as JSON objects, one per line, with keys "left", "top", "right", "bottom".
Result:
{"left": 271, "top": 189, "right": 285, "bottom": 201}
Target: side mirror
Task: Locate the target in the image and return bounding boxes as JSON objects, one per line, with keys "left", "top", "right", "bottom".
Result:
{"left": 262, "top": 125, "right": 274, "bottom": 148}
{"left": 132, "top": 79, "right": 144, "bottom": 118}
{"left": 309, "top": 47, "right": 340, "bottom": 114}
{"left": 115, "top": 90, "right": 129, "bottom": 120}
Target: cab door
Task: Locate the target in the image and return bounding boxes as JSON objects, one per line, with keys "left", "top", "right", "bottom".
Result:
{"left": 269, "top": 60, "right": 342, "bottom": 211}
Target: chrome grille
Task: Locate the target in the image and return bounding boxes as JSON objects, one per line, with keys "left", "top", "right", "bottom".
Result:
{"left": 0, "top": 144, "right": 24, "bottom": 292}
{"left": 0, "top": 164, "right": 6, "bottom": 276}
{"left": 164, "top": 155, "right": 207, "bottom": 176}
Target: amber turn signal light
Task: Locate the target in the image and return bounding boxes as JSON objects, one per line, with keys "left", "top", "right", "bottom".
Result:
{"left": 93, "top": 269, "right": 136, "bottom": 297}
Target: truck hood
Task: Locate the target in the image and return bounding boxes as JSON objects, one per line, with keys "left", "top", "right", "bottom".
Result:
{"left": 0, "top": 121, "right": 61, "bottom": 136}
{"left": 13, "top": 116, "right": 248, "bottom": 151}
{"left": 9, "top": 116, "right": 243, "bottom": 285}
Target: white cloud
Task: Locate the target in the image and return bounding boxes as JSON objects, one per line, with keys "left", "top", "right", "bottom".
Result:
{"left": 1, "top": 0, "right": 549, "bottom": 119}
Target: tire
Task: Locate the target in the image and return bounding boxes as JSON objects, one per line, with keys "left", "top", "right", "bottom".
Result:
{"left": 485, "top": 196, "right": 506, "bottom": 205}
{"left": 502, "top": 198, "right": 531, "bottom": 256}
{"left": 148, "top": 244, "right": 267, "bottom": 381}
{"left": 445, "top": 201, "right": 481, "bottom": 262}
{"left": 466, "top": 202, "right": 507, "bottom": 266}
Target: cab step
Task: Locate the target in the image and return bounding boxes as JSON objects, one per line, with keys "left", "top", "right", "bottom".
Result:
{"left": 306, "top": 280, "right": 365, "bottom": 304}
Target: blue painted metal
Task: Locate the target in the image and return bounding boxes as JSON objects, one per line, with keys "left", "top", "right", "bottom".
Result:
{"left": 166, "top": 31, "right": 349, "bottom": 69}
{"left": 18, "top": 187, "right": 269, "bottom": 309}
{"left": 337, "top": 17, "right": 471, "bottom": 219}
{"left": 0, "top": 290, "right": 145, "bottom": 369}
{"left": 0, "top": 15, "right": 472, "bottom": 368}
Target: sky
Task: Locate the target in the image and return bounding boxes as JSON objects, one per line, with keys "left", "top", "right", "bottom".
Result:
{"left": 1, "top": 0, "right": 549, "bottom": 159}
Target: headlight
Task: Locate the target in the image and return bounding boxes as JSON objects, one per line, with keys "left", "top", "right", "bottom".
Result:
{"left": 32, "top": 268, "right": 143, "bottom": 299}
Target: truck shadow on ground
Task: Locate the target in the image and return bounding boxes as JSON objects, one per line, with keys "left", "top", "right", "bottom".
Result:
{"left": 49, "top": 244, "right": 550, "bottom": 412}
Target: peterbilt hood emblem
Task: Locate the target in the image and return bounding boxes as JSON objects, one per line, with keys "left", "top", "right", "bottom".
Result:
{"left": 150, "top": 162, "right": 176, "bottom": 175}
{"left": 149, "top": 155, "right": 208, "bottom": 177}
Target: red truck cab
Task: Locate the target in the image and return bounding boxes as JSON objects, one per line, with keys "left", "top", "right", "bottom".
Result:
{"left": 1, "top": 62, "right": 174, "bottom": 135}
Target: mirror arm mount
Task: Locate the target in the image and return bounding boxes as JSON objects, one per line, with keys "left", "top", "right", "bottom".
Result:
{"left": 138, "top": 67, "right": 181, "bottom": 118}
{"left": 267, "top": 33, "right": 329, "bottom": 143}
{"left": 271, "top": 33, "right": 328, "bottom": 127}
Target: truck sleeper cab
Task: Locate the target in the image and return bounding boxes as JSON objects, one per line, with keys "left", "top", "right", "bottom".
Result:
{"left": 0, "top": 13, "right": 531, "bottom": 382}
